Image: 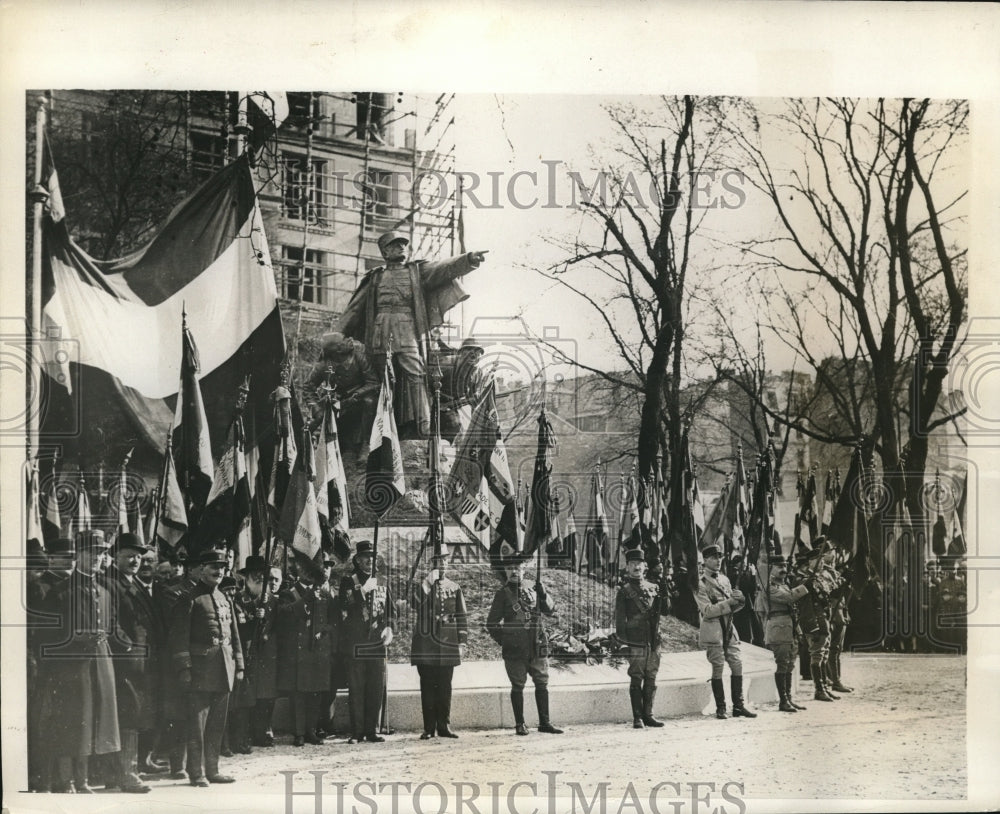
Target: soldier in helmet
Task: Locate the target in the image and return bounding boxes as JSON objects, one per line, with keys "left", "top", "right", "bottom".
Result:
{"left": 615, "top": 548, "right": 665, "bottom": 729}
{"left": 696, "top": 543, "right": 756, "bottom": 720}
{"left": 306, "top": 331, "right": 380, "bottom": 455}
{"left": 338, "top": 230, "right": 487, "bottom": 438}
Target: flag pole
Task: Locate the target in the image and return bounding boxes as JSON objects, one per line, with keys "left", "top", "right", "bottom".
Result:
{"left": 28, "top": 93, "right": 50, "bottom": 459}
{"left": 152, "top": 433, "right": 172, "bottom": 555}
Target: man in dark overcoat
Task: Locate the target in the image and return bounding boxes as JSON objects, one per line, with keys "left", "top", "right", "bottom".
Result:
{"left": 153, "top": 554, "right": 201, "bottom": 777}
{"left": 411, "top": 546, "right": 468, "bottom": 739}
{"left": 276, "top": 562, "right": 336, "bottom": 746}
{"left": 168, "top": 547, "right": 244, "bottom": 787}
{"left": 102, "top": 532, "right": 161, "bottom": 793}
{"left": 39, "top": 530, "right": 122, "bottom": 793}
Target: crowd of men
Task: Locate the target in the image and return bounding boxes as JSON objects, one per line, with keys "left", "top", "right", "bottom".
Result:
{"left": 25, "top": 515, "right": 962, "bottom": 794}
{"left": 25, "top": 531, "right": 401, "bottom": 793}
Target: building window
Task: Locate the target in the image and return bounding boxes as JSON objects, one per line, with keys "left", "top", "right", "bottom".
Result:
{"left": 281, "top": 153, "right": 331, "bottom": 225}
{"left": 190, "top": 130, "right": 227, "bottom": 179}
{"left": 286, "top": 92, "right": 320, "bottom": 127}
{"left": 363, "top": 167, "right": 400, "bottom": 232}
{"left": 280, "top": 246, "right": 330, "bottom": 305}
{"left": 190, "top": 91, "right": 229, "bottom": 120}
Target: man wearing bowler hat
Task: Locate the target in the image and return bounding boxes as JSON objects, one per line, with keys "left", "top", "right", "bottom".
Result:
{"left": 411, "top": 545, "right": 468, "bottom": 739}
{"left": 615, "top": 547, "right": 665, "bottom": 729}
{"left": 168, "top": 547, "right": 243, "bottom": 787}
{"left": 40, "top": 537, "right": 75, "bottom": 591}
{"left": 340, "top": 540, "right": 395, "bottom": 743}
{"left": 696, "top": 543, "right": 756, "bottom": 720}
{"left": 102, "top": 532, "right": 162, "bottom": 793}
{"left": 40, "top": 530, "right": 122, "bottom": 793}
{"left": 338, "top": 230, "right": 488, "bottom": 438}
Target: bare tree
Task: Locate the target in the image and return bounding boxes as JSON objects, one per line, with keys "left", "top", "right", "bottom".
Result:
{"left": 537, "top": 95, "right": 738, "bottom": 499}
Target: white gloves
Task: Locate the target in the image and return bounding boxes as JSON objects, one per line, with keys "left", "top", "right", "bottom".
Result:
{"left": 380, "top": 627, "right": 394, "bottom": 646}
{"left": 361, "top": 577, "right": 378, "bottom": 595}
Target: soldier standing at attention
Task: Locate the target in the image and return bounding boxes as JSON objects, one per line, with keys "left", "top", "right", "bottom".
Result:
{"left": 168, "top": 548, "right": 243, "bottom": 787}
{"left": 762, "top": 554, "right": 809, "bottom": 713}
{"left": 696, "top": 544, "right": 756, "bottom": 720}
{"left": 486, "top": 553, "right": 564, "bottom": 736}
{"left": 411, "top": 546, "right": 469, "bottom": 739}
{"left": 340, "top": 540, "right": 395, "bottom": 744}
{"left": 615, "top": 548, "right": 665, "bottom": 729}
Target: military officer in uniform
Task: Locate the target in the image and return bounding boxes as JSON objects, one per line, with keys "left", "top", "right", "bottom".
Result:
{"left": 696, "top": 543, "right": 756, "bottom": 719}
{"left": 795, "top": 538, "right": 841, "bottom": 702}
{"left": 168, "top": 547, "right": 243, "bottom": 787}
{"left": 411, "top": 546, "right": 469, "bottom": 739}
{"left": 615, "top": 548, "right": 665, "bottom": 728}
{"left": 762, "top": 554, "right": 809, "bottom": 713}
{"left": 338, "top": 230, "right": 487, "bottom": 437}
{"left": 486, "top": 552, "right": 564, "bottom": 736}
{"left": 102, "top": 532, "right": 161, "bottom": 793}
{"left": 340, "top": 540, "right": 395, "bottom": 743}
{"left": 40, "top": 530, "right": 122, "bottom": 793}
{"left": 276, "top": 562, "right": 336, "bottom": 746}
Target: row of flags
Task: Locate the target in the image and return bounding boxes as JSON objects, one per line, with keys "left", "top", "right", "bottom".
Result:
{"left": 30, "top": 129, "right": 358, "bottom": 575}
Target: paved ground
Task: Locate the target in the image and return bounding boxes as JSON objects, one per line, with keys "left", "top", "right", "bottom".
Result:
{"left": 7, "top": 655, "right": 967, "bottom": 814}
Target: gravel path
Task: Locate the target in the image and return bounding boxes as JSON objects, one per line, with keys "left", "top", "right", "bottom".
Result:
{"left": 9, "top": 655, "right": 967, "bottom": 813}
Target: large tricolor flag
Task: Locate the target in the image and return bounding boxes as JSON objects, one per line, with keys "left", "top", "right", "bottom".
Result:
{"left": 447, "top": 380, "right": 520, "bottom": 552}
{"left": 39, "top": 151, "right": 286, "bottom": 477}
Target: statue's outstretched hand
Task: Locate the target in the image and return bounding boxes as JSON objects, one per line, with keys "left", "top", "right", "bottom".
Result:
{"left": 469, "top": 250, "right": 489, "bottom": 265}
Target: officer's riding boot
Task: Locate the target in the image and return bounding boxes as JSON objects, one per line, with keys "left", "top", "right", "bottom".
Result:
{"left": 711, "top": 678, "right": 728, "bottom": 719}
{"left": 630, "top": 679, "right": 645, "bottom": 728}
{"left": 811, "top": 659, "right": 834, "bottom": 701}
{"left": 821, "top": 661, "right": 840, "bottom": 699}
{"left": 731, "top": 675, "right": 757, "bottom": 718}
{"left": 776, "top": 672, "right": 796, "bottom": 712}
{"left": 785, "top": 673, "right": 807, "bottom": 710}
{"left": 641, "top": 681, "right": 665, "bottom": 727}
{"left": 535, "top": 687, "right": 564, "bottom": 734}
{"left": 512, "top": 690, "right": 529, "bottom": 736}
{"left": 831, "top": 655, "right": 853, "bottom": 693}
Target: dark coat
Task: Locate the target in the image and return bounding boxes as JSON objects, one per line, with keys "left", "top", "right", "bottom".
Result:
{"left": 101, "top": 566, "right": 162, "bottom": 731}
{"left": 38, "top": 570, "right": 124, "bottom": 757}
{"left": 154, "top": 575, "right": 198, "bottom": 718}
{"left": 486, "top": 581, "right": 555, "bottom": 661}
{"left": 168, "top": 582, "right": 244, "bottom": 693}
{"left": 339, "top": 571, "right": 395, "bottom": 660}
{"left": 410, "top": 576, "right": 468, "bottom": 667}
{"left": 276, "top": 583, "right": 336, "bottom": 693}
{"left": 233, "top": 591, "right": 280, "bottom": 706}
{"left": 615, "top": 578, "right": 662, "bottom": 647}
